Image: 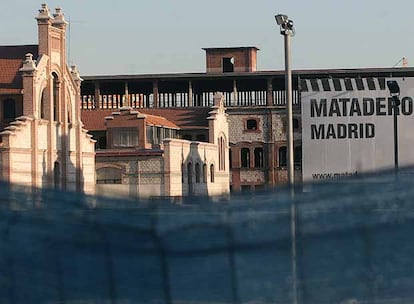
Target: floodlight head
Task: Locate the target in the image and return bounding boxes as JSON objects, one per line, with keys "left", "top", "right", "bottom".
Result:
{"left": 387, "top": 80, "right": 400, "bottom": 96}
{"left": 275, "top": 14, "right": 288, "bottom": 25}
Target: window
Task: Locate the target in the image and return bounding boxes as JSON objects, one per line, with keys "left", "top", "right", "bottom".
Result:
{"left": 294, "top": 146, "right": 302, "bottom": 167}
{"left": 183, "top": 134, "right": 192, "bottom": 141}
{"left": 96, "top": 136, "right": 107, "bottom": 150}
{"left": 222, "top": 57, "right": 234, "bottom": 73}
{"left": 52, "top": 73, "right": 59, "bottom": 122}
{"left": 241, "top": 148, "right": 250, "bottom": 168}
{"left": 187, "top": 163, "right": 193, "bottom": 194}
{"left": 146, "top": 126, "right": 154, "bottom": 144}
{"left": 246, "top": 119, "right": 257, "bottom": 130}
{"left": 210, "top": 164, "right": 215, "bottom": 183}
{"left": 3, "top": 99, "right": 16, "bottom": 120}
{"left": 254, "top": 147, "right": 264, "bottom": 168}
{"left": 67, "top": 99, "right": 72, "bottom": 124}
{"left": 156, "top": 127, "right": 162, "bottom": 144}
{"left": 195, "top": 163, "right": 200, "bottom": 183}
{"left": 293, "top": 118, "right": 299, "bottom": 130}
{"left": 113, "top": 129, "right": 138, "bottom": 147}
{"left": 96, "top": 167, "right": 122, "bottom": 184}
{"left": 203, "top": 164, "right": 207, "bottom": 183}
{"left": 279, "top": 146, "right": 287, "bottom": 167}
{"left": 40, "top": 90, "right": 46, "bottom": 119}
{"left": 218, "top": 136, "right": 226, "bottom": 171}
{"left": 53, "top": 161, "right": 60, "bottom": 189}
{"left": 241, "top": 185, "right": 250, "bottom": 192}
{"left": 181, "top": 163, "right": 185, "bottom": 183}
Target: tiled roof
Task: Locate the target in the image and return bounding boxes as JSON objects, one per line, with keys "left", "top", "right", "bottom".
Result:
{"left": 81, "top": 109, "right": 112, "bottom": 131}
{"left": 81, "top": 108, "right": 206, "bottom": 131}
{"left": 138, "top": 108, "right": 210, "bottom": 129}
{"left": 0, "top": 45, "right": 38, "bottom": 94}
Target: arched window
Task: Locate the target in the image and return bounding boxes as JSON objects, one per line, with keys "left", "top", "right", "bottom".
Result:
{"left": 52, "top": 73, "right": 59, "bottom": 122}
{"left": 67, "top": 99, "right": 72, "bottom": 124}
{"left": 210, "top": 164, "right": 215, "bottom": 183}
{"left": 279, "top": 146, "right": 287, "bottom": 167}
{"left": 218, "top": 136, "right": 226, "bottom": 171}
{"left": 3, "top": 98, "right": 16, "bottom": 121}
{"left": 187, "top": 162, "right": 193, "bottom": 194}
{"left": 203, "top": 163, "right": 207, "bottom": 183}
{"left": 241, "top": 148, "right": 250, "bottom": 168}
{"left": 96, "top": 167, "right": 122, "bottom": 184}
{"left": 40, "top": 89, "right": 46, "bottom": 119}
{"left": 195, "top": 163, "right": 200, "bottom": 183}
{"left": 53, "top": 161, "right": 60, "bottom": 189}
{"left": 254, "top": 147, "right": 264, "bottom": 168}
{"left": 187, "top": 162, "right": 193, "bottom": 184}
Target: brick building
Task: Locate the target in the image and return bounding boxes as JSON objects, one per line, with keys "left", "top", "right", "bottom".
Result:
{"left": 80, "top": 44, "right": 414, "bottom": 193}
{"left": 0, "top": 4, "right": 95, "bottom": 193}
{"left": 82, "top": 93, "right": 230, "bottom": 198}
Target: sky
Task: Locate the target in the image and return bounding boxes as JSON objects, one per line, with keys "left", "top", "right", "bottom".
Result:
{"left": 1, "top": 1, "right": 413, "bottom": 76}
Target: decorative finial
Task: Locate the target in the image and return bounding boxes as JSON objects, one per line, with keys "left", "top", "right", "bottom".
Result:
{"left": 36, "top": 3, "right": 51, "bottom": 21}
{"left": 70, "top": 65, "right": 83, "bottom": 83}
{"left": 52, "top": 7, "right": 68, "bottom": 27}
{"left": 19, "top": 53, "right": 37, "bottom": 73}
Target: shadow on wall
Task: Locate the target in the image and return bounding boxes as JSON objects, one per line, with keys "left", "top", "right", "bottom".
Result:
{"left": 40, "top": 133, "right": 83, "bottom": 193}
{"left": 182, "top": 142, "right": 209, "bottom": 196}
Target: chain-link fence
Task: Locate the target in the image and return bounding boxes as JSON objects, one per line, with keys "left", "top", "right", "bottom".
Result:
{"left": 1, "top": 169, "right": 414, "bottom": 303}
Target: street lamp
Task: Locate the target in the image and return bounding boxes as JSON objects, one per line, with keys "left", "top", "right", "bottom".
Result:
{"left": 387, "top": 80, "right": 400, "bottom": 171}
{"left": 275, "top": 14, "right": 297, "bottom": 304}
{"left": 275, "top": 14, "right": 295, "bottom": 187}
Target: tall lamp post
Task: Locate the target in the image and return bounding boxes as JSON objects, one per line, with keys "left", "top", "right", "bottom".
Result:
{"left": 386, "top": 80, "right": 400, "bottom": 171}
{"left": 275, "top": 14, "right": 297, "bottom": 304}
{"left": 275, "top": 14, "right": 295, "bottom": 187}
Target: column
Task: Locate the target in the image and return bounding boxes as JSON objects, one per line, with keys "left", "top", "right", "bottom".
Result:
{"left": 188, "top": 81, "right": 193, "bottom": 107}
{"left": 94, "top": 81, "right": 100, "bottom": 109}
{"left": 267, "top": 78, "right": 273, "bottom": 106}
{"left": 153, "top": 80, "right": 159, "bottom": 108}
{"left": 124, "top": 81, "right": 129, "bottom": 108}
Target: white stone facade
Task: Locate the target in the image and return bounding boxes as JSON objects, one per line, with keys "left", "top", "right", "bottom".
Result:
{"left": 0, "top": 4, "right": 95, "bottom": 193}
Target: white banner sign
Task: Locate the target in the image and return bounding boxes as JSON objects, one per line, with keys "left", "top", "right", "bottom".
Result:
{"left": 301, "top": 77, "right": 414, "bottom": 182}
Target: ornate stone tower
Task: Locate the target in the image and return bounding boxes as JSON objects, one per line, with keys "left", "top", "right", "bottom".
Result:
{"left": 0, "top": 4, "right": 95, "bottom": 193}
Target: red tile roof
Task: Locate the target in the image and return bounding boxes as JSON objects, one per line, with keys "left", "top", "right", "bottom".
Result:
{"left": 81, "top": 108, "right": 198, "bottom": 131}
{"left": 0, "top": 45, "right": 38, "bottom": 94}
{"left": 138, "top": 108, "right": 211, "bottom": 129}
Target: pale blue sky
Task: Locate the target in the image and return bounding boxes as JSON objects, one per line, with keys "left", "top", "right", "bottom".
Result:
{"left": 2, "top": 1, "right": 413, "bottom": 75}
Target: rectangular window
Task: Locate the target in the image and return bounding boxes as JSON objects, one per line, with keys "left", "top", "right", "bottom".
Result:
{"left": 222, "top": 57, "right": 234, "bottom": 73}
{"left": 146, "top": 126, "right": 153, "bottom": 144}
{"left": 113, "top": 129, "right": 138, "bottom": 147}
